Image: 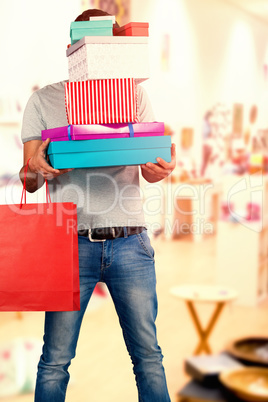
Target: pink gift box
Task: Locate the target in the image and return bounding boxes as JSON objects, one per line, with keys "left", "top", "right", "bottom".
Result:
{"left": 42, "top": 122, "right": 165, "bottom": 142}
{"left": 65, "top": 79, "right": 139, "bottom": 125}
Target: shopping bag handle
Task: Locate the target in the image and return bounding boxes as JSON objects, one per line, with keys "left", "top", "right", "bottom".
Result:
{"left": 20, "top": 158, "right": 51, "bottom": 209}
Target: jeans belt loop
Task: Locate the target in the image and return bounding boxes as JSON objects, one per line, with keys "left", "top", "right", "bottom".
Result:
{"left": 123, "top": 227, "right": 128, "bottom": 238}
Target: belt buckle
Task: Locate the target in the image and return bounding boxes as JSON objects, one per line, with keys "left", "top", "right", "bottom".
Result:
{"left": 88, "top": 229, "right": 106, "bottom": 242}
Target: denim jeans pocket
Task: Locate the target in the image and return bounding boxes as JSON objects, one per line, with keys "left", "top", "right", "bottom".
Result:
{"left": 136, "top": 229, "right": 155, "bottom": 260}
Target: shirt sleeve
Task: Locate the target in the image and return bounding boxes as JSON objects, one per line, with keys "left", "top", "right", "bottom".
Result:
{"left": 21, "top": 91, "right": 46, "bottom": 144}
{"left": 137, "top": 85, "right": 155, "bottom": 123}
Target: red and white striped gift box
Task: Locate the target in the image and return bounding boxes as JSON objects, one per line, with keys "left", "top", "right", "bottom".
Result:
{"left": 65, "top": 78, "right": 139, "bottom": 125}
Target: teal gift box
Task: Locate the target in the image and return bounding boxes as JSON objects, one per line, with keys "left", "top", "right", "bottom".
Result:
{"left": 70, "top": 20, "right": 113, "bottom": 45}
{"left": 47, "top": 136, "right": 171, "bottom": 169}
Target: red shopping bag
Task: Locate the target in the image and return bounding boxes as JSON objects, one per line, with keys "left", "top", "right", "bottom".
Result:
{"left": 0, "top": 167, "right": 80, "bottom": 311}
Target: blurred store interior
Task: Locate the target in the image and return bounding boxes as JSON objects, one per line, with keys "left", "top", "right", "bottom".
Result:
{"left": 1, "top": 0, "right": 268, "bottom": 401}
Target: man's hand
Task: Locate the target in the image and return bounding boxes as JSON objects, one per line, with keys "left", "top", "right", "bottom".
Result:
{"left": 20, "top": 138, "right": 73, "bottom": 193}
{"left": 28, "top": 138, "right": 73, "bottom": 180}
{"left": 141, "top": 143, "right": 176, "bottom": 183}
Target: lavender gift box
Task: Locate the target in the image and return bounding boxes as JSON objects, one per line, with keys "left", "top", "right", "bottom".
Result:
{"left": 41, "top": 122, "right": 165, "bottom": 142}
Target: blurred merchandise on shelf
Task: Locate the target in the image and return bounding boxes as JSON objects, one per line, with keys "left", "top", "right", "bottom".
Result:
{"left": 223, "top": 104, "right": 268, "bottom": 177}
{"left": 232, "top": 103, "right": 244, "bottom": 136}
{"left": 249, "top": 153, "right": 264, "bottom": 174}
{"left": 220, "top": 201, "right": 261, "bottom": 223}
{"left": 220, "top": 201, "right": 234, "bottom": 221}
{"left": 246, "top": 202, "right": 261, "bottom": 221}
{"left": 0, "top": 337, "right": 42, "bottom": 398}
{"left": 201, "top": 103, "right": 231, "bottom": 180}
{"left": 177, "top": 127, "right": 197, "bottom": 182}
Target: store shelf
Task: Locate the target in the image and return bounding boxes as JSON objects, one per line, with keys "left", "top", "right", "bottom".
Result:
{"left": 216, "top": 222, "right": 268, "bottom": 306}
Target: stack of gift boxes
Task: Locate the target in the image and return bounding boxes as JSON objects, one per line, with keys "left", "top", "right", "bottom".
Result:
{"left": 42, "top": 16, "right": 171, "bottom": 169}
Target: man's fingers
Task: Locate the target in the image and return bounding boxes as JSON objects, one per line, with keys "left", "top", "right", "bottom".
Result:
{"left": 39, "top": 138, "right": 50, "bottom": 151}
{"left": 143, "top": 163, "right": 168, "bottom": 175}
{"left": 60, "top": 168, "right": 74, "bottom": 173}
{"left": 153, "top": 144, "right": 176, "bottom": 169}
{"left": 171, "top": 143, "right": 176, "bottom": 157}
{"left": 26, "top": 140, "right": 73, "bottom": 179}
{"left": 155, "top": 158, "right": 169, "bottom": 169}
{"left": 41, "top": 167, "right": 73, "bottom": 179}
{"left": 39, "top": 163, "right": 60, "bottom": 175}
{"left": 145, "top": 162, "right": 164, "bottom": 172}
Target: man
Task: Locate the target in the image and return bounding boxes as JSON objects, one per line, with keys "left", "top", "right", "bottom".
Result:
{"left": 20, "top": 9, "right": 176, "bottom": 402}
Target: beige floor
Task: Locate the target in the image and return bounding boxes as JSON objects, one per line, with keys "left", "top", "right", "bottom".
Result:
{"left": 1, "top": 236, "right": 268, "bottom": 402}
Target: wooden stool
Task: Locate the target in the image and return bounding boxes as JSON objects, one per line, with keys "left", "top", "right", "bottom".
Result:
{"left": 170, "top": 284, "right": 237, "bottom": 355}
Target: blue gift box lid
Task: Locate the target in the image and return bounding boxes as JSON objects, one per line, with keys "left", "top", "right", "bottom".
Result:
{"left": 48, "top": 136, "right": 171, "bottom": 154}
{"left": 47, "top": 136, "right": 171, "bottom": 169}
{"left": 70, "top": 20, "right": 113, "bottom": 35}
{"left": 70, "top": 20, "right": 114, "bottom": 44}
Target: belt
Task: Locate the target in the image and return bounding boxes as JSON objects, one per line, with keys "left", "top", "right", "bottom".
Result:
{"left": 78, "top": 226, "right": 145, "bottom": 241}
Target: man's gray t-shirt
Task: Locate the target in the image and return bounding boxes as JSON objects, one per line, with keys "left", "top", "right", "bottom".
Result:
{"left": 21, "top": 81, "right": 155, "bottom": 229}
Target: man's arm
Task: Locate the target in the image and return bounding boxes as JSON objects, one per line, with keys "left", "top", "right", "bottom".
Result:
{"left": 137, "top": 86, "right": 176, "bottom": 183}
{"left": 19, "top": 138, "right": 72, "bottom": 193}
{"left": 140, "top": 143, "right": 176, "bottom": 183}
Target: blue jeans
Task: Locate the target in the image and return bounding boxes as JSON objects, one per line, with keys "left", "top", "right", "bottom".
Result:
{"left": 35, "top": 229, "right": 170, "bottom": 402}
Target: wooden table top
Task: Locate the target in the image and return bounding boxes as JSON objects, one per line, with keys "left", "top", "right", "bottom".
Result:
{"left": 170, "top": 284, "right": 238, "bottom": 303}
